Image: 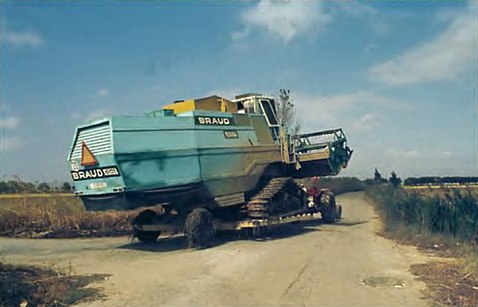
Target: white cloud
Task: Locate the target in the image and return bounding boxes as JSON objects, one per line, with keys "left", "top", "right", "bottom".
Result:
{"left": 441, "top": 150, "right": 452, "bottom": 157}
{"left": 206, "top": 89, "right": 242, "bottom": 100}
{"left": 2, "top": 136, "right": 24, "bottom": 151}
{"left": 94, "top": 88, "right": 110, "bottom": 98}
{"left": 231, "top": 29, "right": 249, "bottom": 42}
{"left": 85, "top": 110, "right": 110, "bottom": 122}
{"left": 369, "top": 3, "right": 477, "bottom": 85}
{"left": 233, "top": 0, "right": 331, "bottom": 43}
{"left": 0, "top": 117, "right": 20, "bottom": 130}
{"left": 386, "top": 148, "right": 420, "bottom": 159}
{"left": 72, "top": 109, "right": 110, "bottom": 123}
{"left": 293, "top": 90, "right": 406, "bottom": 130}
{"left": 336, "top": 1, "right": 390, "bottom": 37}
{"left": 351, "top": 113, "right": 382, "bottom": 132}
{"left": 0, "top": 117, "right": 23, "bottom": 151}
{"left": 3, "top": 30, "right": 44, "bottom": 47}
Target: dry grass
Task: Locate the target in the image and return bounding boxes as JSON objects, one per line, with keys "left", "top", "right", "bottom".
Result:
{"left": 0, "top": 194, "right": 137, "bottom": 238}
{"left": 403, "top": 186, "right": 478, "bottom": 198}
{"left": 411, "top": 261, "right": 478, "bottom": 307}
{"left": 0, "top": 262, "right": 107, "bottom": 307}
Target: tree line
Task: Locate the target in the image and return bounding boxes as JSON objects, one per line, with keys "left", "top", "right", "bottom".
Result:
{"left": 0, "top": 180, "right": 72, "bottom": 194}
{"left": 369, "top": 169, "right": 478, "bottom": 187}
{"left": 403, "top": 176, "right": 478, "bottom": 186}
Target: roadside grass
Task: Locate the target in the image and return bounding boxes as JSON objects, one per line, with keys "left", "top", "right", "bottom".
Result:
{"left": 367, "top": 185, "right": 478, "bottom": 244}
{"left": 0, "top": 194, "right": 136, "bottom": 238}
{"left": 0, "top": 261, "right": 107, "bottom": 307}
{"left": 366, "top": 185, "right": 478, "bottom": 306}
{"left": 411, "top": 262, "right": 478, "bottom": 307}
{"left": 403, "top": 186, "right": 478, "bottom": 198}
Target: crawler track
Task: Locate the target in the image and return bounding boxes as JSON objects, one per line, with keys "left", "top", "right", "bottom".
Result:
{"left": 246, "top": 177, "right": 305, "bottom": 219}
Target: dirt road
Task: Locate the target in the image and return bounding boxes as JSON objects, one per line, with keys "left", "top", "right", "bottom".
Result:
{"left": 1, "top": 192, "right": 435, "bottom": 306}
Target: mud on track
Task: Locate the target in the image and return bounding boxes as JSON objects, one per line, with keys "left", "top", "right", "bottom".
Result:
{"left": 0, "top": 192, "right": 438, "bottom": 307}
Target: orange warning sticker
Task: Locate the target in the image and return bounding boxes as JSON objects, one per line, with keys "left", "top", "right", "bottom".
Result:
{"left": 81, "top": 141, "right": 98, "bottom": 166}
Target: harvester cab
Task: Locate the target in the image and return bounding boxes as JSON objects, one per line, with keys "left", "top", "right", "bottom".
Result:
{"left": 232, "top": 93, "right": 353, "bottom": 177}
{"left": 233, "top": 93, "right": 280, "bottom": 130}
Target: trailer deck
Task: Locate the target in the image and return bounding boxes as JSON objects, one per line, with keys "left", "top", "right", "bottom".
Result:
{"left": 135, "top": 208, "right": 328, "bottom": 233}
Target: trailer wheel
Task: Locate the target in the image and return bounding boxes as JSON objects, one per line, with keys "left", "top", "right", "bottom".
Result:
{"left": 134, "top": 229, "right": 161, "bottom": 243}
{"left": 185, "top": 208, "right": 216, "bottom": 249}
{"left": 335, "top": 204, "right": 343, "bottom": 220}
{"left": 320, "top": 191, "right": 336, "bottom": 223}
{"left": 132, "top": 209, "right": 160, "bottom": 243}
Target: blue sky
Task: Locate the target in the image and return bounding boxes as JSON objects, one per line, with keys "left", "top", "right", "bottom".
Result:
{"left": 0, "top": 0, "right": 477, "bottom": 182}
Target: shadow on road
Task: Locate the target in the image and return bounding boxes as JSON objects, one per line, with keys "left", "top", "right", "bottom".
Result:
{"left": 118, "top": 235, "right": 188, "bottom": 252}
{"left": 118, "top": 221, "right": 323, "bottom": 253}
{"left": 337, "top": 220, "right": 369, "bottom": 227}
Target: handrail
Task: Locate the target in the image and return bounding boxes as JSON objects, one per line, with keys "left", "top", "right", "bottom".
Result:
{"left": 293, "top": 128, "right": 344, "bottom": 140}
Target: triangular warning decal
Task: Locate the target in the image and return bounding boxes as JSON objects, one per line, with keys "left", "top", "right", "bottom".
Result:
{"left": 81, "top": 141, "right": 98, "bottom": 166}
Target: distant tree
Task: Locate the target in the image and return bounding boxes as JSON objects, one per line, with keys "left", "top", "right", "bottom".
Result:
{"left": 7, "top": 180, "right": 22, "bottom": 193}
{"left": 404, "top": 177, "right": 415, "bottom": 186}
{"left": 61, "top": 182, "right": 72, "bottom": 192}
{"left": 0, "top": 181, "right": 8, "bottom": 194}
{"left": 276, "top": 89, "right": 301, "bottom": 135}
{"left": 389, "top": 171, "right": 402, "bottom": 187}
{"left": 374, "top": 168, "right": 383, "bottom": 184}
{"left": 37, "top": 182, "right": 51, "bottom": 193}
{"left": 362, "top": 178, "right": 375, "bottom": 186}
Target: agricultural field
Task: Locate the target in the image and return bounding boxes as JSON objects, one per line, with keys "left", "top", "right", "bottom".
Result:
{"left": 0, "top": 193, "right": 135, "bottom": 238}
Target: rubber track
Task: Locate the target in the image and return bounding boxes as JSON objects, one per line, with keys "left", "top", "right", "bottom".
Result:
{"left": 246, "top": 177, "right": 300, "bottom": 219}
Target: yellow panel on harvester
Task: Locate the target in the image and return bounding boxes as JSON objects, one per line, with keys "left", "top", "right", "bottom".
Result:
{"left": 163, "top": 95, "right": 237, "bottom": 114}
{"left": 162, "top": 99, "right": 196, "bottom": 114}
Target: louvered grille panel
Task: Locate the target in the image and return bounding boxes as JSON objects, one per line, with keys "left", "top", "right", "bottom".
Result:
{"left": 70, "top": 122, "right": 112, "bottom": 160}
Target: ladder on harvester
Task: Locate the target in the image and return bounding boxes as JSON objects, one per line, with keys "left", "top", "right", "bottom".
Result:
{"left": 279, "top": 128, "right": 298, "bottom": 166}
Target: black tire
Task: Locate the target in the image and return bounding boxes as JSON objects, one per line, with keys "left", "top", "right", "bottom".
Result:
{"left": 335, "top": 204, "right": 343, "bottom": 220}
{"left": 184, "top": 208, "right": 216, "bottom": 249}
{"left": 320, "top": 191, "right": 336, "bottom": 223}
{"left": 132, "top": 209, "right": 161, "bottom": 243}
{"left": 134, "top": 229, "right": 161, "bottom": 243}
{"left": 252, "top": 226, "right": 270, "bottom": 239}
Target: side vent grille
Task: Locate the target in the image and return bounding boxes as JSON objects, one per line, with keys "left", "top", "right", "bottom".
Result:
{"left": 70, "top": 122, "right": 112, "bottom": 160}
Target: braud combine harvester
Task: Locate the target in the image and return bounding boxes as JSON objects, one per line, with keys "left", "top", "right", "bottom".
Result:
{"left": 68, "top": 93, "right": 353, "bottom": 247}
